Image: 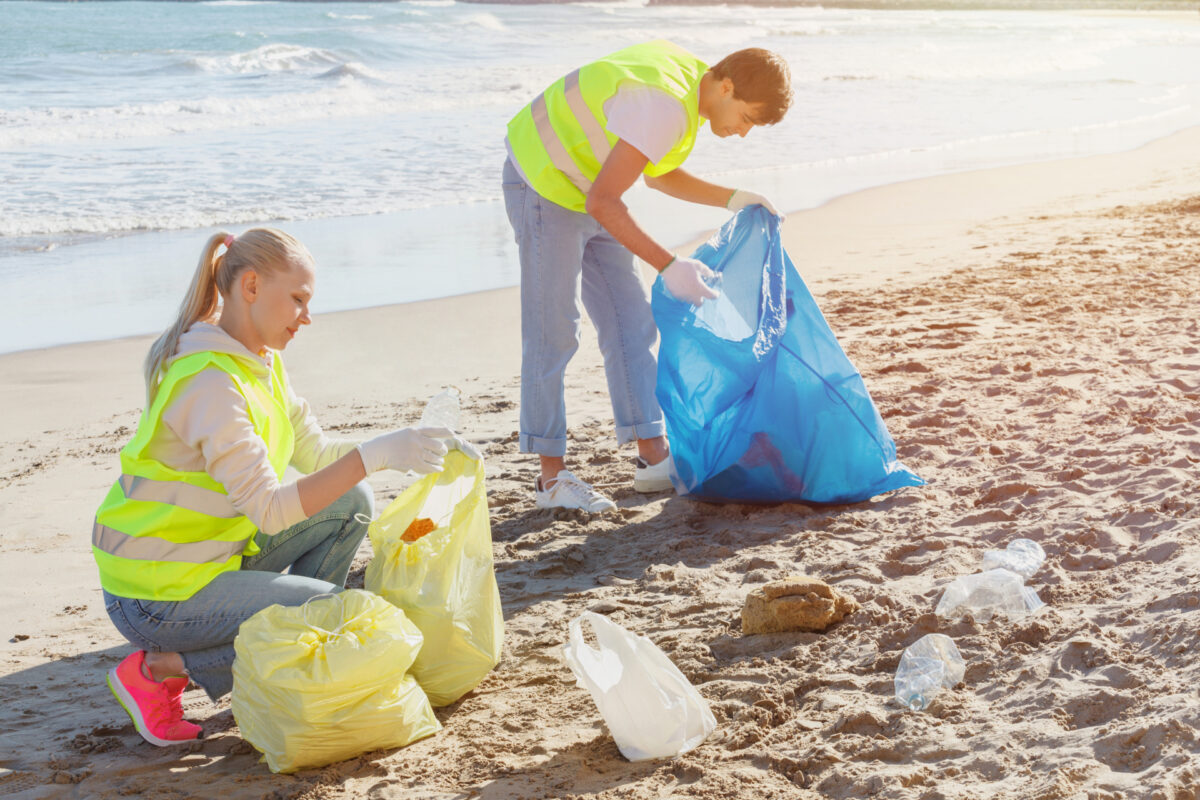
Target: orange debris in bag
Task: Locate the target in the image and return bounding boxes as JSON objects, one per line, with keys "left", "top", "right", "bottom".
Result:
{"left": 402, "top": 517, "right": 436, "bottom": 543}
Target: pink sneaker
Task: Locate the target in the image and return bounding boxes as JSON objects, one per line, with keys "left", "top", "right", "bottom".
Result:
{"left": 106, "top": 651, "right": 202, "bottom": 746}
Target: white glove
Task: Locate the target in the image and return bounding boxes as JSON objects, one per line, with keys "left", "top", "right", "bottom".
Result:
{"left": 727, "top": 189, "right": 783, "bottom": 219}
{"left": 662, "top": 256, "right": 720, "bottom": 306}
{"left": 357, "top": 426, "right": 452, "bottom": 474}
{"left": 441, "top": 433, "right": 483, "bottom": 462}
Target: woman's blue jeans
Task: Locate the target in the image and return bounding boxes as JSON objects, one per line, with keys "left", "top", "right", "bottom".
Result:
{"left": 103, "top": 482, "right": 373, "bottom": 701}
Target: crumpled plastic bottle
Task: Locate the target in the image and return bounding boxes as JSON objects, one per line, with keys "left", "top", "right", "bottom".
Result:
{"left": 935, "top": 568, "right": 1045, "bottom": 621}
{"left": 981, "top": 538, "right": 1045, "bottom": 580}
{"left": 894, "top": 633, "right": 966, "bottom": 712}
{"left": 418, "top": 387, "right": 461, "bottom": 431}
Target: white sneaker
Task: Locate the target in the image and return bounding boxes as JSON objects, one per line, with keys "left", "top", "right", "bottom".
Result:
{"left": 633, "top": 454, "right": 675, "bottom": 493}
{"left": 536, "top": 470, "right": 617, "bottom": 513}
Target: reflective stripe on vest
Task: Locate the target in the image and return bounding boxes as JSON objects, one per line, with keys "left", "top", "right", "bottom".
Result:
{"left": 531, "top": 88, "right": 591, "bottom": 194}
{"left": 562, "top": 69, "right": 613, "bottom": 169}
{"left": 92, "top": 521, "right": 246, "bottom": 563}
{"left": 118, "top": 473, "right": 240, "bottom": 519}
{"left": 507, "top": 40, "right": 706, "bottom": 213}
{"left": 529, "top": 69, "right": 617, "bottom": 195}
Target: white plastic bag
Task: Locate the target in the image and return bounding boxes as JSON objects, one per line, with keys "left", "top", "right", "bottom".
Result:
{"left": 562, "top": 612, "right": 716, "bottom": 762}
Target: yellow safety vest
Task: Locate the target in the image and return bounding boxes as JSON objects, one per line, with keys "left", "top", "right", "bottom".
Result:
{"left": 93, "top": 351, "right": 295, "bottom": 602}
{"left": 506, "top": 39, "right": 707, "bottom": 212}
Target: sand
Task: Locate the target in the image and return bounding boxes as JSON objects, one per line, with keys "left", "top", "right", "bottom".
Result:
{"left": 1, "top": 127, "right": 1198, "bottom": 799}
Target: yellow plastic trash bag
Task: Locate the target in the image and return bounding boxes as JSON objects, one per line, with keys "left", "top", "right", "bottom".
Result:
{"left": 231, "top": 589, "right": 441, "bottom": 773}
{"left": 365, "top": 449, "right": 504, "bottom": 707}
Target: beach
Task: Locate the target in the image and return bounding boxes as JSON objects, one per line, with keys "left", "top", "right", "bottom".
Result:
{"left": 2, "top": 127, "right": 1199, "bottom": 799}
{"left": 6, "top": 2, "right": 1200, "bottom": 353}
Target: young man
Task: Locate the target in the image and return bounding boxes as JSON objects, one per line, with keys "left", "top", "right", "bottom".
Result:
{"left": 502, "top": 40, "right": 792, "bottom": 512}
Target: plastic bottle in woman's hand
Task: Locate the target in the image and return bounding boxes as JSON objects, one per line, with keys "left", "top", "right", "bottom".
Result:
{"left": 419, "top": 387, "right": 461, "bottom": 430}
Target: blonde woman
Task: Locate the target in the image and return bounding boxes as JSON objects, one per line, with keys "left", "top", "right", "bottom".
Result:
{"left": 93, "top": 228, "right": 475, "bottom": 746}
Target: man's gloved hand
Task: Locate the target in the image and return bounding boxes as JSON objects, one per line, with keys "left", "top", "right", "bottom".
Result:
{"left": 662, "top": 256, "right": 720, "bottom": 306}
{"left": 357, "top": 426, "right": 452, "bottom": 474}
{"left": 727, "top": 189, "right": 783, "bottom": 219}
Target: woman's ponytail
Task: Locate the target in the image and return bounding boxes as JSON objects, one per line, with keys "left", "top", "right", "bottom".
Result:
{"left": 142, "top": 232, "right": 230, "bottom": 404}
{"left": 141, "top": 227, "right": 311, "bottom": 406}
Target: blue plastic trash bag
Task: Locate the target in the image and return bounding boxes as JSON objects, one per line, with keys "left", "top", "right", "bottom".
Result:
{"left": 652, "top": 206, "right": 924, "bottom": 504}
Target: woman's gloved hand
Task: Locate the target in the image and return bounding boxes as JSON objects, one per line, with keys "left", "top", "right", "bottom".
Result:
{"left": 357, "top": 427, "right": 452, "bottom": 474}
{"left": 662, "top": 256, "right": 720, "bottom": 306}
{"left": 441, "top": 433, "right": 482, "bottom": 461}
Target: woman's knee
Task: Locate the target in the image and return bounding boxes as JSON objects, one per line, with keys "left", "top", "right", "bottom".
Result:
{"left": 342, "top": 480, "right": 375, "bottom": 520}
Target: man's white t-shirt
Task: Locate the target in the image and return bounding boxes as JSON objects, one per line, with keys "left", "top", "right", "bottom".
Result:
{"left": 602, "top": 82, "right": 689, "bottom": 165}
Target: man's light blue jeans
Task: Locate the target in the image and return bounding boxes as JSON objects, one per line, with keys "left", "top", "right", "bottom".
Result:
{"left": 103, "top": 482, "right": 373, "bottom": 701}
{"left": 502, "top": 159, "right": 667, "bottom": 457}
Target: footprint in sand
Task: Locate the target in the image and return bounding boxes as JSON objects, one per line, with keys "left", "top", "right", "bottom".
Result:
{"left": 1054, "top": 638, "right": 1114, "bottom": 675}
{"left": 1092, "top": 720, "right": 1191, "bottom": 773}
{"left": 1053, "top": 688, "right": 1137, "bottom": 729}
{"left": 974, "top": 482, "right": 1038, "bottom": 506}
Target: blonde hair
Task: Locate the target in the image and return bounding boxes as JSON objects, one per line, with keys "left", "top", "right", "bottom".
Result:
{"left": 143, "top": 227, "right": 313, "bottom": 403}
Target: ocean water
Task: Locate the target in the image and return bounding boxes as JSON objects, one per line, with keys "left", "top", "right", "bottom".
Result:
{"left": 2, "top": 1, "right": 1199, "bottom": 353}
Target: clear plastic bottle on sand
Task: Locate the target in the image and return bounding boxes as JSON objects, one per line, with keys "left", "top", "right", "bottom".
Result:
{"left": 894, "top": 633, "right": 966, "bottom": 712}
{"left": 418, "top": 387, "right": 461, "bottom": 431}
{"left": 935, "top": 568, "right": 1045, "bottom": 622}
{"left": 981, "top": 538, "right": 1046, "bottom": 580}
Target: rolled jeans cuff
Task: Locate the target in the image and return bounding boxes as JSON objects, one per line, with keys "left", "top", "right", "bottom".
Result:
{"left": 615, "top": 420, "right": 666, "bottom": 446}
{"left": 182, "top": 646, "right": 236, "bottom": 702}
{"left": 519, "top": 433, "right": 567, "bottom": 457}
